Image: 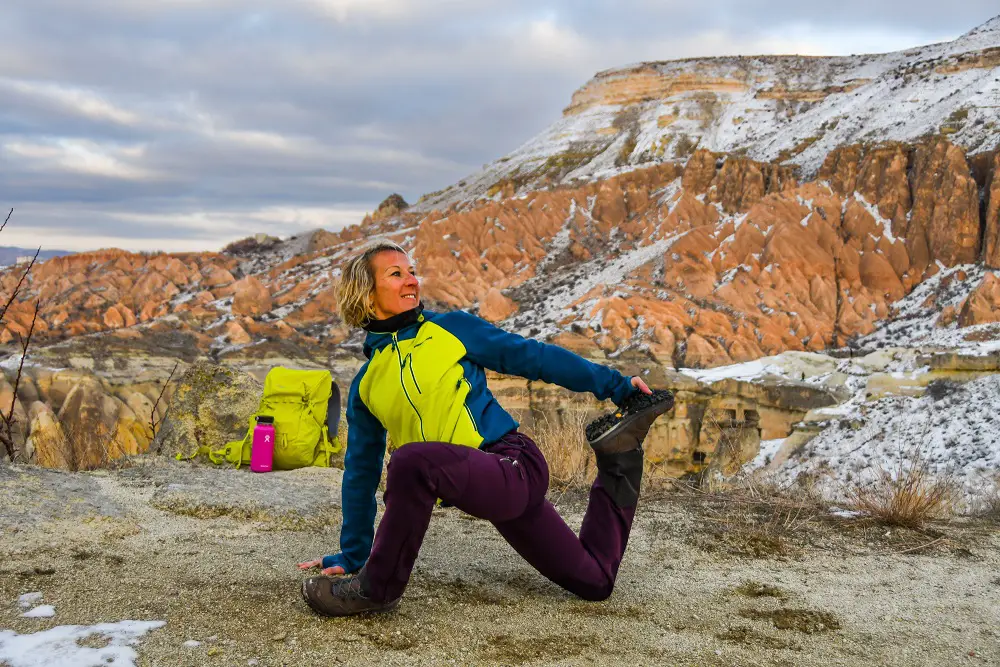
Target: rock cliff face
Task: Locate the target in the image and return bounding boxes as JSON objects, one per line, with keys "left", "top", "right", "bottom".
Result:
{"left": 416, "top": 16, "right": 1000, "bottom": 211}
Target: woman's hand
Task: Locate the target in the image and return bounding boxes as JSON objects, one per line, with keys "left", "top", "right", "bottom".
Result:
{"left": 631, "top": 376, "right": 652, "bottom": 395}
{"left": 297, "top": 558, "right": 346, "bottom": 576}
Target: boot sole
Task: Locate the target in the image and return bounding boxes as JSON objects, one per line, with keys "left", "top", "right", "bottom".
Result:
{"left": 586, "top": 390, "right": 674, "bottom": 450}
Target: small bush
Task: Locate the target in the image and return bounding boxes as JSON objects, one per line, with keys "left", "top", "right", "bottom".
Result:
{"left": 673, "top": 134, "right": 698, "bottom": 158}
{"left": 925, "top": 379, "right": 963, "bottom": 401}
{"left": 847, "top": 456, "right": 957, "bottom": 529}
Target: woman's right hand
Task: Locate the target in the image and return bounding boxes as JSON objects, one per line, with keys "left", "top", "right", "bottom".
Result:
{"left": 297, "top": 558, "right": 346, "bottom": 576}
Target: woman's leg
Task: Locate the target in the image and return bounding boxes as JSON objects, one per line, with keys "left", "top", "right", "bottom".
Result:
{"left": 491, "top": 447, "right": 642, "bottom": 602}
{"left": 362, "top": 438, "right": 545, "bottom": 602}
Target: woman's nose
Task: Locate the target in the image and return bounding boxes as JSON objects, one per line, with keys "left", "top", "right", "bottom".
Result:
{"left": 405, "top": 273, "right": 419, "bottom": 286}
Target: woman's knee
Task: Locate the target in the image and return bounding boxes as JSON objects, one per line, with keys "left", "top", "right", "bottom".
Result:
{"left": 386, "top": 442, "right": 434, "bottom": 483}
{"left": 576, "top": 580, "right": 615, "bottom": 602}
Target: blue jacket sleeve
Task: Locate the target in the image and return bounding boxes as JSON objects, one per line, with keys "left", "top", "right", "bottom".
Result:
{"left": 322, "top": 363, "right": 387, "bottom": 573}
{"left": 439, "top": 311, "right": 635, "bottom": 406}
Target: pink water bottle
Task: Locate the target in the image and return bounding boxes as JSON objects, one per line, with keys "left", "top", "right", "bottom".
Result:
{"left": 250, "top": 415, "right": 276, "bottom": 473}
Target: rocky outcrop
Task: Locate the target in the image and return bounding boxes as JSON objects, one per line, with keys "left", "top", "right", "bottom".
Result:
{"left": 150, "top": 362, "right": 261, "bottom": 460}
{"left": 0, "top": 361, "right": 176, "bottom": 469}
{"left": 983, "top": 152, "right": 1000, "bottom": 268}
{"left": 479, "top": 288, "right": 518, "bottom": 323}
{"left": 0, "top": 250, "right": 241, "bottom": 344}
{"left": 368, "top": 193, "right": 409, "bottom": 223}
{"left": 958, "top": 272, "right": 1000, "bottom": 326}
{"left": 231, "top": 276, "right": 273, "bottom": 318}
{"left": 908, "top": 139, "right": 981, "bottom": 270}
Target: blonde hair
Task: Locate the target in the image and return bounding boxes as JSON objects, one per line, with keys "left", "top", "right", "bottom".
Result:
{"left": 337, "top": 240, "right": 410, "bottom": 328}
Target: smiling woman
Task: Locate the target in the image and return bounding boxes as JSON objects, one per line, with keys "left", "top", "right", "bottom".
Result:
{"left": 297, "top": 239, "right": 673, "bottom": 617}
{"left": 335, "top": 240, "right": 420, "bottom": 327}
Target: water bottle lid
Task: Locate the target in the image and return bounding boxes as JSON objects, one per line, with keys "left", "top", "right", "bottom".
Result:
{"left": 256, "top": 415, "right": 274, "bottom": 424}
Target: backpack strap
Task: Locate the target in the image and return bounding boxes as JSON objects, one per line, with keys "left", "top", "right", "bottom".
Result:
{"left": 207, "top": 415, "right": 256, "bottom": 468}
{"left": 312, "top": 424, "right": 341, "bottom": 467}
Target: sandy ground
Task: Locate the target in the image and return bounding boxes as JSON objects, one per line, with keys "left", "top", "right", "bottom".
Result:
{"left": 1, "top": 459, "right": 998, "bottom": 667}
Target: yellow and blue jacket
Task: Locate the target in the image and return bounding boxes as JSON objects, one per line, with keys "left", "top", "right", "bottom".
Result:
{"left": 323, "top": 305, "right": 635, "bottom": 573}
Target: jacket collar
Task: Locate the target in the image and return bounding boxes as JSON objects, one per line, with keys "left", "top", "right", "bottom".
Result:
{"left": 363, "top": 302, "right": 424, "bottom": 333}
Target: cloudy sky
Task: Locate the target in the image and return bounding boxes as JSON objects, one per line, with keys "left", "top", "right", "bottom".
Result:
{"left": 1, "top": 1, "right": 996, "bottom": 253}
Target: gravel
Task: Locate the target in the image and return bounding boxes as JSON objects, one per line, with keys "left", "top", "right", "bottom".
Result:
{"left": 0, "top": 457, "right": 998, "bottom": 666}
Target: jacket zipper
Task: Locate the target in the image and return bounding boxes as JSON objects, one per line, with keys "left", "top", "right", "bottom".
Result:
{"left": 392, "top": 332, "right": 426, "bottom": 440}
{"left": 462, "top": 378, "right": 478, "bottom": 433}
{"left": 405, "top": 354, "right": 422, "bottom": 393}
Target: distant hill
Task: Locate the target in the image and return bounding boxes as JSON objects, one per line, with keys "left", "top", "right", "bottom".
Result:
{"left": 0, "top": 246, "right": 73, "bottom": 267}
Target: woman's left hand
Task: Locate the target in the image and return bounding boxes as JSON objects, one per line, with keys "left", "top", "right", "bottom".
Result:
{"left": 631, "top": 376, "right": 652, "bottom": 395}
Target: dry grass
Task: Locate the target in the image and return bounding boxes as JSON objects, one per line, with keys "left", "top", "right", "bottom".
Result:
{"left": 525, "top": 409, "right": 597, "bottom": 495}
{"left": 846, "top": 455, "right": 958, "bottom": 529}
{"left": 965, "top": 475, "right": 1000, "bottom": 520}
{"left": 674, "top": 473, "right": 822, "bottom": 558}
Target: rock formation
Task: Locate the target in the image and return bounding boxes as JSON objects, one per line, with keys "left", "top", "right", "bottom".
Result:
{"left": 4, "top": 17, "right": 1000, "bottom": 475}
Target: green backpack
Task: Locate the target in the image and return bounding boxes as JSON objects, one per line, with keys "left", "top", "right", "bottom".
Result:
{"left": 183, "top": 367, "right": 342, "bottom": 469}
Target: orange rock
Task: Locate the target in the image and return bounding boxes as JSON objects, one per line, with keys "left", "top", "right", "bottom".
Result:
{"left": 480, "top": 288, "right": 517, "bottom": 323}
{"left": 224, "top": 321, "right": 252, "bottom": 345}
{"left": 103, "top": 306, "right": 125, "bottom": 329}
{"left": 983, "top": 152, "right": 1000, "bottom": 269}
{"left": 232, "top": 277, "right": 273, "bottom": 317}
{"left": 958, "top": 273, "right": 1000, "bottom": 326}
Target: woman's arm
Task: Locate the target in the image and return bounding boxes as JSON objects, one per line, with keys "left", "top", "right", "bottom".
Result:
{"left": 437, "top": 311, "right": 637, "bottom": 405}
{"left": 321, "top": 363, "right": 387, "bottom": 573}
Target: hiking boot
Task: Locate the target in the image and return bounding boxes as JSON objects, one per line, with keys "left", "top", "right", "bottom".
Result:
{"left": 585, "top": 389, "right": 674, "bottom": 454}
{"left": 301, "top": 568, "right": 400, "bottom": 617}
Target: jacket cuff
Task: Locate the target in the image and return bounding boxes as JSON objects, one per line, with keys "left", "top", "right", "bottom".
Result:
{"left": 321, "top": 553, "right": 345, "bottom": 570}
{"left": 613, "top": 376, "right": 636, "bottom": 406}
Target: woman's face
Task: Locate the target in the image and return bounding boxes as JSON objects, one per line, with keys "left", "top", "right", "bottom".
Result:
{"left": 371, "top": 250, "right": 420, "bottom": 319}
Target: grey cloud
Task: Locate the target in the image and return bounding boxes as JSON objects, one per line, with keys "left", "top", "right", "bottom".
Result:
{"left": 0, "top": 0, "right": 995, "bottom": 251}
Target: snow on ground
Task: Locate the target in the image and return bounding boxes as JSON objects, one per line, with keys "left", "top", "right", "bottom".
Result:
{"left": 0, "top": 620, "right": 164, "bottom": 667}
{"left": 681, "top": 359, "right": 775, "bottom": 383}
{"left": 16, "top": 593, "right": 42, "bottom": 610}
{"left": 20, "top": 606, "right": 55, "bottom": 619}
{"left": 693, "top": 343, "right": 999, "bottom": 502}
{"left": 855, "top": 264, "right": 991, "bottom": 351}
{"left": 508, "top": 228, "right": 692, "bottom": 339}
{"left": 771, "top": 374, "right": 1000, "bottom": 500}
{"left": 748, "top": 438, "right": 786, "bottom": 470}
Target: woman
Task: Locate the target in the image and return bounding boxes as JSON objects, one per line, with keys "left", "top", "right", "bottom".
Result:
{"left": 298, "top": 240, "right": 673, "bottom": 616}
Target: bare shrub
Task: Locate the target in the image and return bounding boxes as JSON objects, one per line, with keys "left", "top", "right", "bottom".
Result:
{"left": 846, "top": 455, "right": 958, "bottom": 529}
{"left": 967, "top": 475, "right": 1000, "bottom": 520}
{"left": 925, "top": 379, "right": 963, "bottom": 402}
{"left": 149, "top": 361, "right": 179, "bottom": 441}
{"left": 0, "top": 208, "right": 41, "bottom": 463}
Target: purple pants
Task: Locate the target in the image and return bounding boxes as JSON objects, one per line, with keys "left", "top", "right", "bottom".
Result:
{"left": 363, "top": 431, "right": 636, "bottom": 602}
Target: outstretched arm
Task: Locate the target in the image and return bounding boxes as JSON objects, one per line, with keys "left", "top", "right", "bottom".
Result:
{"left": 317, "top": 365, "right": 387, "bottom": 574}
{"left": 439, "top": 311, "right": 638, "bottom": 405}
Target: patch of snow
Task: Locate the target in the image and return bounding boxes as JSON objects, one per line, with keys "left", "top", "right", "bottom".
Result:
{"left": 855, "top": 193, "right": 896, "bottom": 243}
{"left": 829, "top": 507, "right": 864, "bottom": 519}
{"left": 772, "top": 373, "right": 1000, "bottom": 499}
{"left": 0, "top": 621, "right": 165, "bottom": 667}
{"left": 681, "top": 359, "right": 770, "bottom": 383}
{"left": 21, "top": 605, "right": 55, "bottom": 618}
{"left": 856, "top": 264, "right": 987, "bottom": 351}
{"left": 510, "top": 230, "right": 692, "bottom": 338}
{"left": 748, "top": 438, "right": 785, "bottom": 470}
{"left": 17, "top": 593, "right": 42, "bottom": 610}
